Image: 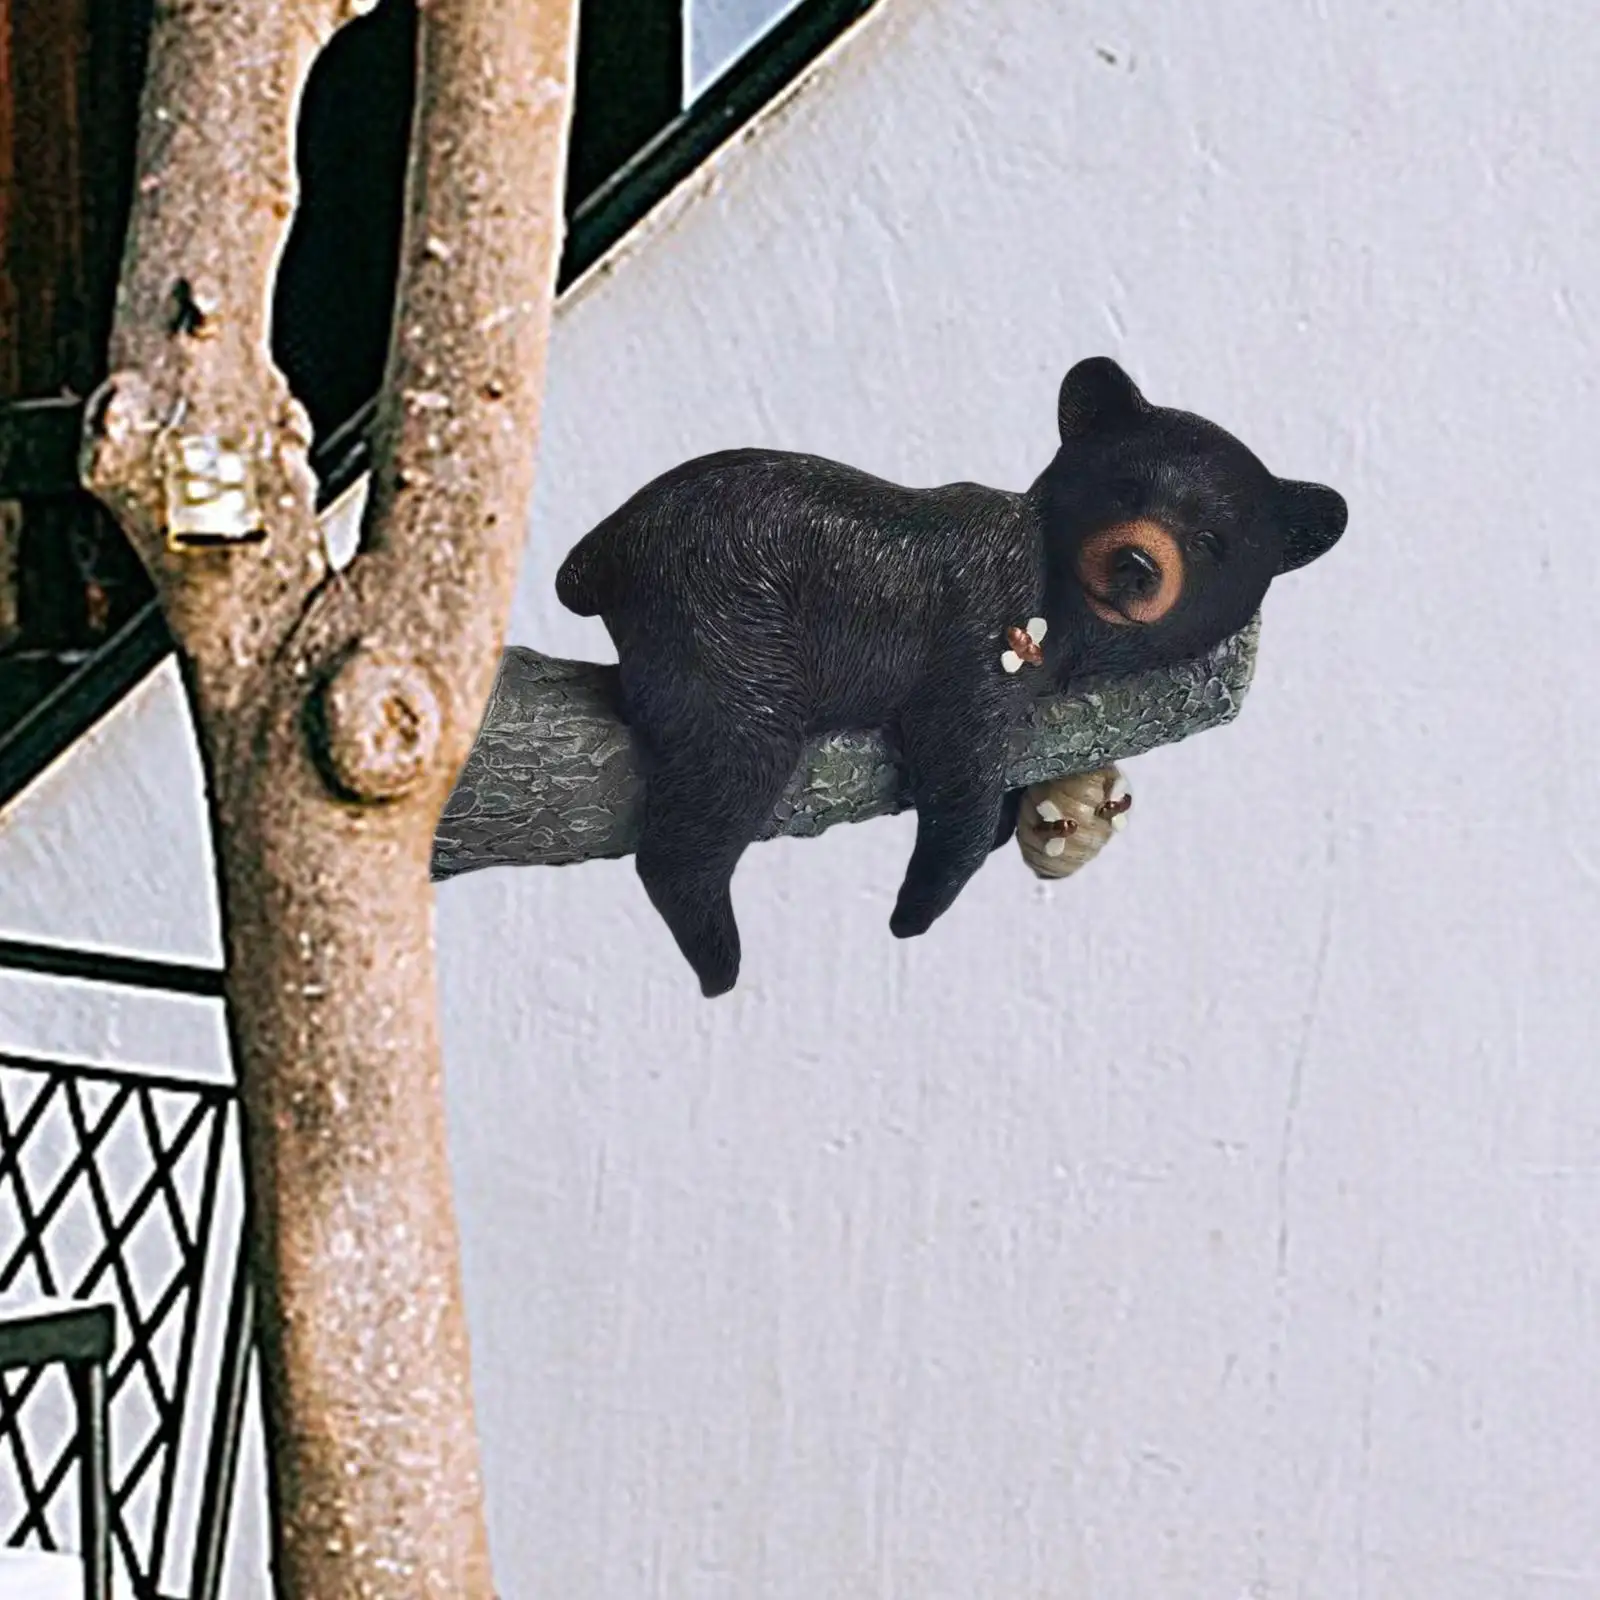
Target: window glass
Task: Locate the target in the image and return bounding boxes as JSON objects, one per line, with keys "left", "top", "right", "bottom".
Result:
{"left": 686, "top": 0, "right": 805, "bottom": 99}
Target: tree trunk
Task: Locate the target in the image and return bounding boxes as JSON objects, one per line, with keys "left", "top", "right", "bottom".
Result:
{"left": 78, "top": 2, "right": 580, "bottom": 1595}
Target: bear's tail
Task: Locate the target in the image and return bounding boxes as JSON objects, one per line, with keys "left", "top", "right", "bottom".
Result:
{"left": 554, "top": 532, "right": 615, "bottom": 618}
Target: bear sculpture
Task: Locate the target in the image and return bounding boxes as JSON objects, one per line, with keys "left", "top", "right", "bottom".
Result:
{"left": 557, "top": 357, "right": 1346, "bottom": 995}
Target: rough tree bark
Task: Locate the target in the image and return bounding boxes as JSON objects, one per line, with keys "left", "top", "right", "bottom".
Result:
{"left": 78, "top": 2, "right": 580, "bottom": 1596}
{"left": 431, "top": 619, "right": 1260, "bottom": 877}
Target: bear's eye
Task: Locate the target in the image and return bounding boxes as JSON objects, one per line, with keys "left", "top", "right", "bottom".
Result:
{"left": 1189, "top": 529, "right": 1224, "bottom": 560}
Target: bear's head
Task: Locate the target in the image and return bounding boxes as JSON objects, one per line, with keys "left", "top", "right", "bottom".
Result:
{"left": 1034, "top": 357, "right": 1346, "bottom": 678}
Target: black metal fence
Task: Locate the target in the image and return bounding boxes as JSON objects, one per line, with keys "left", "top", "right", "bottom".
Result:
{"left": 0, "top": 947, "right": 250, "bottom": 1600}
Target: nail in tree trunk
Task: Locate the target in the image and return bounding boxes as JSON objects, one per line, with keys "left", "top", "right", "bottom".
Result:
{"left": 78, "top": 2, "right": 581, "bottom": 1595}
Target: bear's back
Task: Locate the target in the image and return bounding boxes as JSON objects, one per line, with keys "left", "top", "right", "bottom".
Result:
{"left": 578, "top": 448, "right": 1025, "bottom": 612}
{"left": 562, "top": 448, "right": 1037, "bottom": 729}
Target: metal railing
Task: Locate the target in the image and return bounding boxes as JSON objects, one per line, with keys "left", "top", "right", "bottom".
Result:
{"left": 0, "top": 941, "right": 250, "bottom": 1600}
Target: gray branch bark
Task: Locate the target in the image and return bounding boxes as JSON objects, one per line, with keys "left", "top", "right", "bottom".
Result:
{"left": 431, "top": 615, "right": 1260, "bottom": 880}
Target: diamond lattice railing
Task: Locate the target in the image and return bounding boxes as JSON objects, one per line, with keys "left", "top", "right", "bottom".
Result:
{"left": 0, "top": 1052, "right": 238, "bottom": 1596}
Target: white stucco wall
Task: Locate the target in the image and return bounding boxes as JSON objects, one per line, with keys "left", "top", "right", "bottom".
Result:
{"left": 3, "top": 0, "right": 1600, "bottom": 1594}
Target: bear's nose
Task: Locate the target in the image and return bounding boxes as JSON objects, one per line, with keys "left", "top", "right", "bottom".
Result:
{"left": 1110, "top": 545, "right": 1163, "bottom": 598}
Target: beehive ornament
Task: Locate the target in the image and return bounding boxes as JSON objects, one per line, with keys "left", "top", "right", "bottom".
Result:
{"left": 1016, "top": 764, "right": 1131, "bottom": 880}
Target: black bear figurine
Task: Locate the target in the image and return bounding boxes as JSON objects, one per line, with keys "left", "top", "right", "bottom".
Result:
{"left": 557, "top": 357, "right": 1346, "bottom": 996}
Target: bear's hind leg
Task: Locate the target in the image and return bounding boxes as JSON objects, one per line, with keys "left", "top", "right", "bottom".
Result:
{"left": 633, "top": 723, "right": 804, "bottom": 997}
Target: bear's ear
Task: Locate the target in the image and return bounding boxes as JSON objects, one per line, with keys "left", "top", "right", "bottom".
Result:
{"left": 1058, "top": 357, "right": 1148, "bottom": 441}
{"left": 1274, "top": 478, "right": 1348, "bottom": 573}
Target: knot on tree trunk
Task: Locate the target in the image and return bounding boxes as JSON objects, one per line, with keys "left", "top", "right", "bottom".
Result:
{"left": 312, "top": 648, "right": 444, "bottom": 803}
{"left": 79, "top": 371, "right": 159, "bottom": 495}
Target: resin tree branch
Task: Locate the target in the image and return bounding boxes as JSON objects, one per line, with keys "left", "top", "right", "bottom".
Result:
{"left": 77, "top": 1, "right": 581, "bottom": 1597}
{"left": 433, "top": 617, "right": 1260, "bottom": 878}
